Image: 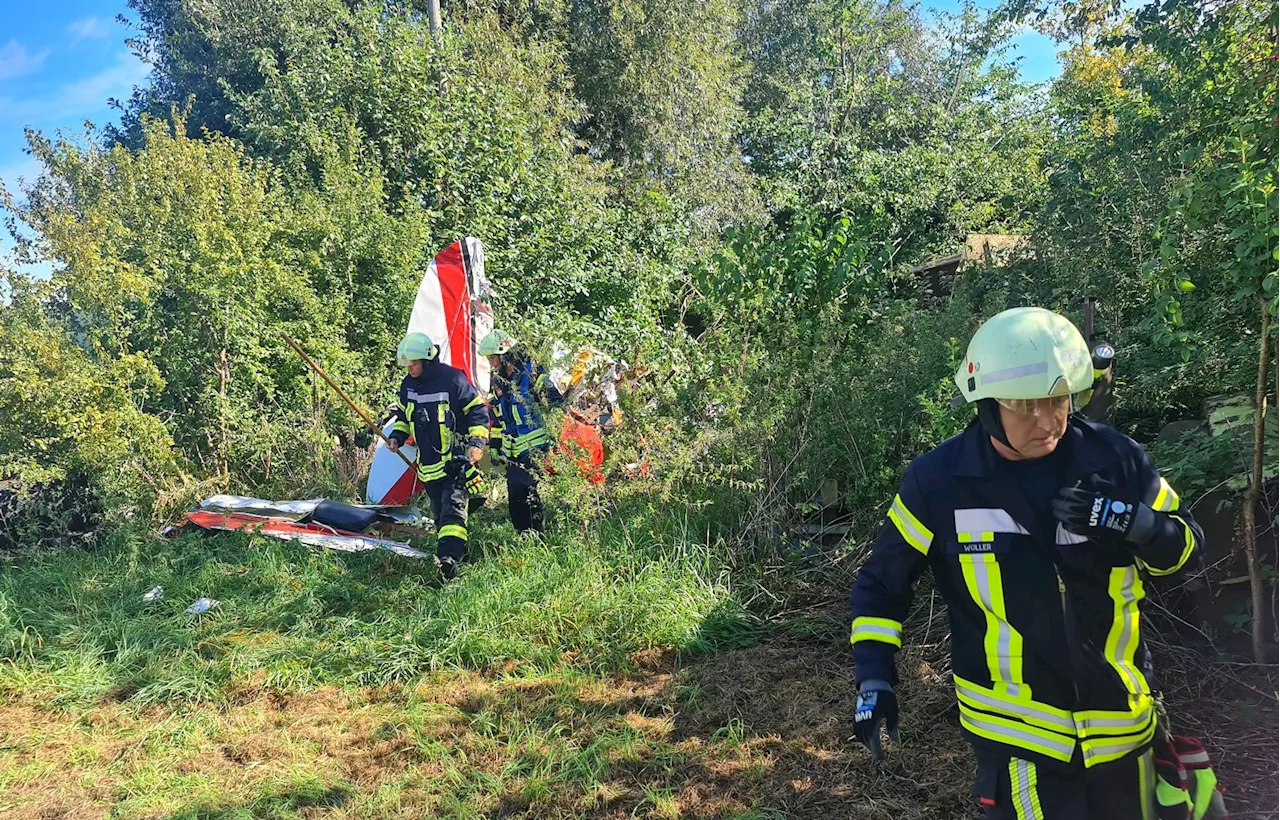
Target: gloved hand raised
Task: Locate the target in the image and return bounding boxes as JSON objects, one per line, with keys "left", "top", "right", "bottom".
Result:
{"left": 853, "top": 682, "right": 899, "bottom": 760}
{"left": 1052, "top": 473, "right": 1157, "bottom": 547}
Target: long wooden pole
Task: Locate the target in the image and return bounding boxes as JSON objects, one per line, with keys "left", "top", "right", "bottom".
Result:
{"left": 281, "top": 334, "right": 416, "bottom": 471}
{"left": 1242, "top": 295, "right": 1271, "bottom": 662}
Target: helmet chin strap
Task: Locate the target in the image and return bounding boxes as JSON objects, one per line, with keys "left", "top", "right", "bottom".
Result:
{"left": 977, "top": 398, "right": 1026, "bottom": 458}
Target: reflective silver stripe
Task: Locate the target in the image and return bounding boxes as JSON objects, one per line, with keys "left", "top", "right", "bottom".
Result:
{"left": 1108, "top": 567, "right": 1147, "bottom": 694}
{"left": 955, "top": 508, "right": 1029, "bottom": 535}
{"left": 954, "top": 677, "right": 1075, "bottom": 734}
{"left": 1056, "top": 524, "right": 1089, "bottom": 545}
{"left": 1152, "top": 477, "right": 1180, "bottom": 512}
{"left": 407, "top": 390, "right": 449, "bottom": 403}
{"left": 1075, "top": 709, "right": 1152, "bottom": 736}
{"left": 889, "top": 495, "right": 933, "bottom": 555}
{"left": 1011, "top": 759, "right": 1041, "bottom": 820}
{"left": 850, "top": 619, "right": 903, "bottom": 646}
{"left": 1178, "top": 749, "right": 1209, "bottom": 765}
{"left": 1081, "top": 723, "right": 1153, "bottom": 766}
{"left": 980, "top": 361, "right": 1049, "bottom": 386}
{"left": 959, "top": 710, "right": 1076, "bottom": 761}
{"left": 965, "top": 555, "right": 1016, "bottom": 684}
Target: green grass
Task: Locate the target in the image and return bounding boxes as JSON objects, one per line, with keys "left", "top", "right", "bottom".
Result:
{"left": 0, "top": 510, "right": 756, "bottom": 708}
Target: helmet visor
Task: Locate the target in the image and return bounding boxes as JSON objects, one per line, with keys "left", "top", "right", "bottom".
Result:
{"left": 994, "top": 392, "right": 1090, "bottom": 418}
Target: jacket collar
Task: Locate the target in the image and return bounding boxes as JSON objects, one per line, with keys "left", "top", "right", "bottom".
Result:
{"left": 951, "top": 417, "right": 1120, "bottom": 482}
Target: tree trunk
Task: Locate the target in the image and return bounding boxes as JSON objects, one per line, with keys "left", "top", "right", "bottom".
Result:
{"left": 219, "top": 345, "right": 230, "bottom": 479}
{"left": 1242, "top": 293, "right": 1272, "bottom": 663}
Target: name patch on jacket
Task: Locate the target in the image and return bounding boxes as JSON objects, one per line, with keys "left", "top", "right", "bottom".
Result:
{"left": 959, "top": 542, "right": 995, "bottom": 554}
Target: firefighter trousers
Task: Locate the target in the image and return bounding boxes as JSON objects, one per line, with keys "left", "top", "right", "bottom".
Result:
{"left": 976, "top": 749, "right": 1157, "bottom": 820}
{"left": 506, "top": 452, "right": 545, "bottom": 534}
{"left": 423, "top": 472, "right": 469, "bottom": 562}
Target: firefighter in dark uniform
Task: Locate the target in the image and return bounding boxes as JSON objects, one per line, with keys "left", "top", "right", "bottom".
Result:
{"left": 850, "top": 308, "right": 1204, "bottom": 819}
{"left": 479, "top": 330, "right": 564, "bottom": 534}
{"left": 386, "top": 332, "right": 490, "bottom": 580}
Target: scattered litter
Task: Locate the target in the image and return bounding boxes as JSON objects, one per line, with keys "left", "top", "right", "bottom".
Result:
{"left": 142, "top": 586, "right": 164, "bottom": 602}
{"left": 185, "top": 597, "right": 219, "bottom": 614}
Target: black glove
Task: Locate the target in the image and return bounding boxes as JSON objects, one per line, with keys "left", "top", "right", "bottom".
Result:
{"left": 1052, "top": 473, "right": 1157, "bottom": 546}
{"left": 854, "top": 686, "right": 899, "bottom": 760}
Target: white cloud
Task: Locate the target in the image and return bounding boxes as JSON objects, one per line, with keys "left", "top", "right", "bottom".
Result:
{"left": 67, "top": 17, "right": 113, "bottom": 45}
{"left": 0, "top": 51, "right": 151, "bottom": 123}
{"left": 0, "top": 40, "right": 52, "bottom": 81}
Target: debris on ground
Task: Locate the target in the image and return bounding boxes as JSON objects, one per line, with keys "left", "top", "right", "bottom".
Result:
{"left": 184, "top": 597, "right": 219, "bottom": 614}
{"left": 172, "top": 495, "right": 432, "bottom": 559}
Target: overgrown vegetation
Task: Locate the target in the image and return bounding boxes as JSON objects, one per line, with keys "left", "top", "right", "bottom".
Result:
{"left": 0, "top": 0, "right": 1276, "bottom": 816}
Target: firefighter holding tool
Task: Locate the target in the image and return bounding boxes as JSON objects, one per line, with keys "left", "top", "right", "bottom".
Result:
{"left": 386, "top": 332, "right": 490, "bottom": 580}
{"left": 849, "top": 307, "right": 1212, "bottom": 819}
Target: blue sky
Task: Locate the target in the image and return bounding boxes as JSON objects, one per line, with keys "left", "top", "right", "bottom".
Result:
{"left": 0, "top": 0, "right": 1062, "bottom": 274}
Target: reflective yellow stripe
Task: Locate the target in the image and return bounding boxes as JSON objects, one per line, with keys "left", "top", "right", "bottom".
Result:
{"left": 850, "top": 616, "right": 903, "bottom": 648}
{"left": 959, "top": 705, "right": 1076, "bottom": 763}
{"left": 1157, "top": 776, "right": 1190, "bottom": 808}
{"left": 462, "top": 395, "right": 485, "bottom": 413}
{"left": 960, "top": 554, "right": 1024, "bottom": 692}
{"left": 416, "top": 462, "right": 446, "bottom": 481}
{"left": 1074, "top": 696, "right": 1154, "bottom": 737}
{"left": 392, "top": 420, "right": 411, "bottom": 435}
{"left": 1190, "top": 767, "right": 1218, "bottom": 818}
{"left": 958, "top": 531, "right": 995, "bottom": 543}
{"left": 1104, "top": 567, "right": 1148, "bottom": 695}
{"left": 438, "top": 524, "right": 468, "bottom": 542}
{"left": 467, "top": 425, "right": 489, "bottom": 439}
{"left": 438, "top": 403, "right": 451, "bottom": 454}
{"left": 1146, "top": 513, "right": 1197, "bottom": 576}
{"left": 1080, "top": 713, "right": 1155, "bottom": 767}
{"left": 1139, "top": 749, "right": 1155, "bottom": 820}
{"left": 887, "top": 494, "right": 933, "bottom": 556}
{"left": 1009, "top": 759, "right": 1045, "bottom": 820}
{"left": 1152, "top": 477, "right": 1180, "bottom": 512}
{"left": 953, "top": 676, "right": 1075, "bottom": 735}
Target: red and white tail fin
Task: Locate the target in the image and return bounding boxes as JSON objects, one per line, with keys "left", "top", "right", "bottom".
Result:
{"left": 368, "top": 238, "right": 495, "bottom": 505}
{"left": 407, "top": 237, "right": 491, "bottom": 394}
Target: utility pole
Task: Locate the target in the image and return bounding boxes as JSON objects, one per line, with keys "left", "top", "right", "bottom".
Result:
{"left": 427, "top": 0, "right": 442, "bottom": 46}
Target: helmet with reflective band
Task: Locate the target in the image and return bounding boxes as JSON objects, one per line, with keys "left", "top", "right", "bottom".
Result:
{"left": 396, "top": 332, "right": 439, "bottom": 366}
{"left": 479, "top": 329, "right": 517, "bottom": 357}
{"left": 955, "top": 307, "right": 1093, "bottom": 414}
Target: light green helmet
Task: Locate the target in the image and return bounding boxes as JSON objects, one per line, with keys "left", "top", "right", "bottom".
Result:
{"left": 397, "top": 332, "right": 438, "bottom": 366}
{"left": 955, "top": 308, "right": 1093, "bottom": 408}
{"left": 479, "top": 329, "right": 517, "bottom": 357}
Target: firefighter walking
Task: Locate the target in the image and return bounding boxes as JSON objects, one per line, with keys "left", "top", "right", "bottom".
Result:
{"left": 479, "top": 330, "right": 564, "bottom": 534}
{"left": 386, "top": 332, "right": 490, "bottom": 580}
{"left": 850, "top": 308, "right": 1205, "bottom": 819}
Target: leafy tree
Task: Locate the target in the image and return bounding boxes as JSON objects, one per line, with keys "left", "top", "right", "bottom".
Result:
{"left": 0, "top": 270, "right": 174, "bottom": 524}
{"left": 1126, "top": 0, "right": 1278, "bottom": 661}
{"left": 6, "top": 117, "right": 364, "bottom": 484}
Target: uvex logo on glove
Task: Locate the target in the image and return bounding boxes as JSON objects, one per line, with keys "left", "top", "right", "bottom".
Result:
{"left": 1054, "top": 473, "right": 1157, "bottom": 547}
{"left": 853, "top": 687, "right": 899, "bottom": 760}
{"left": 1088, "top": 495, "right": 1133, "bottom": 533}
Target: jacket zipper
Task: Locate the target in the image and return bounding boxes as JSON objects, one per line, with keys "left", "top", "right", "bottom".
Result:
{"left": 1056, "top": 569, "right": 1081, "bottom": 706}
